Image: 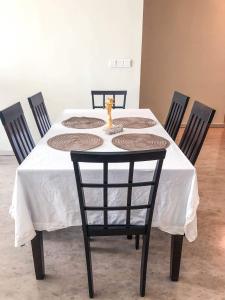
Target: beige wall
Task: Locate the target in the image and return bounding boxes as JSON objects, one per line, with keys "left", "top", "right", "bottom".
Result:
{"left": 0, "top": 0, "right": 143, "bottom": 152}
{"left": 140, "top": 0, "right": 225, "bottom": 125}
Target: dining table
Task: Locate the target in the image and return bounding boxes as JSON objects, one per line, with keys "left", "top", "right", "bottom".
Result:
{"left": 11, "top": 108, "right": 199, "bottom": 281}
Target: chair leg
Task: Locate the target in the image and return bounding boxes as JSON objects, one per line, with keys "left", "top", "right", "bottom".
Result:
{"left": 140, "top": 234, "right": 150, "bottom": 297}
{"left": 83, "top": 234, "right": 94, "bottom": 298}
{"left": 170, "top": 235, "right": 183, "bottom": 281}
{"left": 31, "top": 231, "right": 45, "bottom": 280}
{"left": 135, "top": 235, "right": 140, "bottom": 250}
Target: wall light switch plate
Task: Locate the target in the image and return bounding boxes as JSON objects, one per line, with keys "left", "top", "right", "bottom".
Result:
{"left": 116, "top": 59, "right": 124, "bottom": 68}
{"left": 123, "top": 59, "right": 132, "bottom": 68}
{"left": 109, "top": 59, "right": 132, "bottom": 68}
{"left": 109, "top": 59, "right": 117, "bottom": 68}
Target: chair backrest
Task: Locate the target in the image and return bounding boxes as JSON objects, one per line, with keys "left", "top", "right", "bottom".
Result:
{"left": 0, "top": 102, "right": 35, "bottom": 164}
{"left": 71, "top": 149, "right": 166, "bottom": 236}
{"left": 179, "top": 101, "right": 215, "bottom": 165}
{"left": 91, "top": 90, "right": 127, "bottom": 109}
{"left": 28, "top": 92, "right": 51, "bottom": 137}
{"left": 164, "top": 91, "right": 190, "bottom": 140}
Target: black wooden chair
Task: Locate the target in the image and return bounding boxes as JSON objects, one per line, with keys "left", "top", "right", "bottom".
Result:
{"left": 28, "top": 92, "right": 51, "bottom": 137}
{"left": 91, "top": 90, "right": 127, "bottom": 109}
{"left": 164, "top": 91, "right": 190, "bottom": 141}
{"left": 169, "top": 101, "right": 215, "bottom": 282}
{"left": 179, "top": 101, "right": 215, "bottom": 165}
{"left": 0, "top": 102, "right": 45, "bottom": 280}
{"left": 0, "top": 102, "right": 35, "bottom": 164}
{"left": 71, "top": 149, "right": 166, "bottom": 298}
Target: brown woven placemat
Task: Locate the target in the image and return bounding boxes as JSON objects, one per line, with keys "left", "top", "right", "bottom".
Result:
{"left": 112, "top": 133, "right": 170, "bottom": 151}
{"left": 113, "top": 117, "right": 156, "bottom": 128}
{"left": 62, "top": 116, "right": 105, "bottom": 129}
{"left": 47, "top": 133, "right": 103, "bottom": 151}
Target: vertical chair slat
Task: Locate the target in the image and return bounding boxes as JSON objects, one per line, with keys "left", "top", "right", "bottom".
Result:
{"left": 35, "top": 105, "right": 45, "bottom": 135}
{"left": 37, "top": 104, "right": 48, "bottom": 135}
{"left": 181, "top": 114, "right": 196, "bottom": 154}
{"left": 103, "top": 162, "right": 108, "bottom": 227}
{"left": 103, "top": 94, "right": 106, "bottom": 108}
{"left": 185, "top": 117, "right": 202, "bottom": 158}
{"left": 20, "top": 115, "right": 35, "bottom": 152}
{"left": 165, "top": 102, "right": 175, "bottom": 134}
{"left": 39, "top": 104, "right": 49, "bottom": 135}
{"left": 40, "top": 103, "right": 49, "bottom": 129}
{"left": 7, "top": 123, "right": 24, "bottom": 163}
{"left": 15, "top": 118, "right": 30, "bottom": 156}
{"left": 45, "top": 103, "right": 51, "bottom": 128}
{"left": 11, "top": 121, "right": 27, "bottom": 161}
{"left": 126, "top": 161, "right": 134, "bottom": 227}
{"left": 169, "top": 103, "right": 180, "bottom": 136}
{"left": 73, "top": 161, "right": 88, "bottom": 227}
{"left": 34, "top": 106, "right": 43, "bottom": 134}
{"left": 17, "top": 117, "right": 30, "bottom": 153}
{"left": 167, "top": 103, "right": 178, "bottom": 135}
{"left": 188, "top": 121, "right": 205, "bottom": 163}
{"left": 19, "top": 115, "right": 34, "bottom": 152}
{"left": 14, "top": 119, "right": 30, "bottom": 158}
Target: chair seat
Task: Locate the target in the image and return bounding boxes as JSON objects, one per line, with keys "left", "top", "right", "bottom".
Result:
{"left": 87, "top": 224, "right": 147, "bottom": 237}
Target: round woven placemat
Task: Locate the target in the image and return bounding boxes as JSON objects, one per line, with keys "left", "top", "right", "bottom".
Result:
{"left": 112, "top": 133, "right": 170, "bottom": 151}
{"left": 112, "top": 117, "right": 156, "bottom": 128}
{"left": 62, "top": 116, "right": 105, "bottom": 129}
{"left": 47, "top": 133, "right": 103, "bottom": 151}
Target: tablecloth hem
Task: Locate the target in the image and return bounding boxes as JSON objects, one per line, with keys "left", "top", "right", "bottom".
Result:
{"left": 184, "top": 196, "right": 199, "bottom": 242}
{"left": 15, "top": 231, "right": 36, "bottom": 247}
{"left": 14, "top": 222, "right": 197, "bottom": 246}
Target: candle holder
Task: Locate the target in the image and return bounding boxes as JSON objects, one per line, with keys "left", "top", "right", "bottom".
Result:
{"left": 103, "top": 98, "right": 123, "bottom": 135}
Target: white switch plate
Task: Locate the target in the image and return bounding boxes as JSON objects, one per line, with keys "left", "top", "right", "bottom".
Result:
{"left": 123, "top": 59, "right": 132, "bottom": 68}
{"left": 109, "top": 59, "right": 132, "bottom": 68}
{"left": 109, "top": 59, "right": 117, "bottom": 68}
{"left": 116, "top": 59, "right": 124, "bottom": 68}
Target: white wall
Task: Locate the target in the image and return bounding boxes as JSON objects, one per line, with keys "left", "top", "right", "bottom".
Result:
{"left": 0, "top": 0, "right": 144, "bottom": 152}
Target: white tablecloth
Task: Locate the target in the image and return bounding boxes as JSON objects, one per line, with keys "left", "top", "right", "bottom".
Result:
{"left": 11, "top": 109, "right": 199, "bottom": 246}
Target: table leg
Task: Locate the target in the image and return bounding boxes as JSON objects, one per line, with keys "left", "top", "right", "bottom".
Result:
{"left": 31, "top": 231, "right": 45, "bottom": 280}
{"left": 170, "top": 234, "right": 183, "bottom": 281}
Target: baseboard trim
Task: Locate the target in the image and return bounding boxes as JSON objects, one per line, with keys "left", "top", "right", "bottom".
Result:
{"left": 180, "top": 123, "right": 224, "bottom": 128}
{"left": 210, "top": 123, "right": 225, "bottom": 128}
{"left": 0, "top": 151, "right": 14, "bottom": 156}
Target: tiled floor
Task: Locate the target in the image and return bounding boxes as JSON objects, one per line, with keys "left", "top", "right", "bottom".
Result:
{"left": 0, "top": 128, "right": 224, "bottom": 299}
